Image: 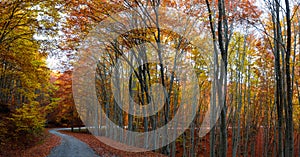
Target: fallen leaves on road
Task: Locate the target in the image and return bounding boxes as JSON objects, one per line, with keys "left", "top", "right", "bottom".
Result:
{"left": 60, "top": 130, "right": 167, "bottom": 157}
{"left": 0, "top": 129, "right": 61, "bottom": 157}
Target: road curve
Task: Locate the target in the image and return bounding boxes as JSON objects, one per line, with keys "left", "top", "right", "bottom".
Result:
{"left": 47, "top": 128, "right": 100, "bottom": 157}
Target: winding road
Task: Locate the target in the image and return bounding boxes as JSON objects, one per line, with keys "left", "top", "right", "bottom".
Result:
{"left": 47, "top": 128, "right": 100, "bottom": 157}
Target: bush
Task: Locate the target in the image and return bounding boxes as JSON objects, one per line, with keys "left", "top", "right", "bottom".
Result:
{"left": 0, "top": 102, "right": 46, "bottom": 151}
{"left": 11, "top": 102, "right": 45, "bottom": 136}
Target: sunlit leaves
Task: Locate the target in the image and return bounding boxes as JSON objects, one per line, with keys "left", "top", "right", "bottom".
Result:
{"left": 0, "top": 0, "right": 60, "bottom": 149}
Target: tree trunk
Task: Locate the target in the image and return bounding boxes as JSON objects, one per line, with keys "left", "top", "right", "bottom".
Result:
{"left": 273, "top": 0, "right": 283, "bottom": 155}
{"left": 284, "top": 0, "right": 294, "bottom": 156}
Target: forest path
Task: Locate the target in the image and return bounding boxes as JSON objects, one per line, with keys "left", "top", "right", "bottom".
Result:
{"left": 47, "top": 128, "right": 100, "bottom": 157}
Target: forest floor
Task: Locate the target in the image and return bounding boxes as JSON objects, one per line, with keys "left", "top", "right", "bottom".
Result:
{"left": 1, "top": 128, "right": 298, "bottom": 157}
{"left": 0, "top": 129, "right": 61, "bottom": 157}
{"left": 60, "top": 128, "right": 300, "bottom": 157}
{"left": 59, "top": 129, "right": 167, "bottom": 157}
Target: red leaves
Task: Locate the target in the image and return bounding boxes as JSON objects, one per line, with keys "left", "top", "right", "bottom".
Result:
{"left": 0, "top": 129, "right": 61, "bottom": 157}
{"left": 60, "top": 130, "right": 167, "bottom": 157}
{"left": 48, "top": 70, "right": 83, "bottom": 127}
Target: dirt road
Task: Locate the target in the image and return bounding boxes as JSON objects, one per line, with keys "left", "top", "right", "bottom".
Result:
{"left": 47, "top": 129, "right": 100, "bottom": 157}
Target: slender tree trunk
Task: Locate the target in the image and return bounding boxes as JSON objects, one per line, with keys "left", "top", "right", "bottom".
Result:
{"left": 128, "top": 51, "right": 134, "bottom": 144}
{"left": 297, "top": 81, "right": 300, "bottom": 112}
{"left": 190, "top": 120, "right": 196, "bottom": 157}
{"left": 183, "top": 132, "right": 187, "bottom": 157}
{"left": 284, "top": 0, "right": 294, "bottom": 156}
{"left": 217, "top": 0, "right": 228, "bottom": 154}
{"left": 205, "top": 0, "right": 218, "bottom": 156}
{"left": 171, "top": 84, "right": 179, "bottom": 157}
{"left": 273, "top": 0, "right": 284, "bottom": 155}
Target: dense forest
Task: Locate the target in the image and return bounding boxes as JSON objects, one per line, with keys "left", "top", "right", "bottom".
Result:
{"left": 0, "top": 0, "right": 299, "bottom": 156}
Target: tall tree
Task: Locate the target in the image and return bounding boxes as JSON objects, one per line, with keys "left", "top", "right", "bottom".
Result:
{"left": 0, "top": 0, "right": 62, "bottom": 150}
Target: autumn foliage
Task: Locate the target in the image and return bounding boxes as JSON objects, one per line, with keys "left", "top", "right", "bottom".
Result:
{"left": 47, "top": 70, "right": 83, "bottom": 128}
{"left": 0, "top": 0, "right": 299, "bottom": 156}
{"left": 0, "top": 0, "right": 59, "bottom": 152}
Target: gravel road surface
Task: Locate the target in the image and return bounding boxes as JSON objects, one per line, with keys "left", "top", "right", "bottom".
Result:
{"left": 47, "top": 129, "right": 100, "bottom": 157}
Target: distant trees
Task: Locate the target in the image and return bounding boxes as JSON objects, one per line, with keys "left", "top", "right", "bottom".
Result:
{"left": 47, "top": 70, "right": 83, "bottom": 130}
